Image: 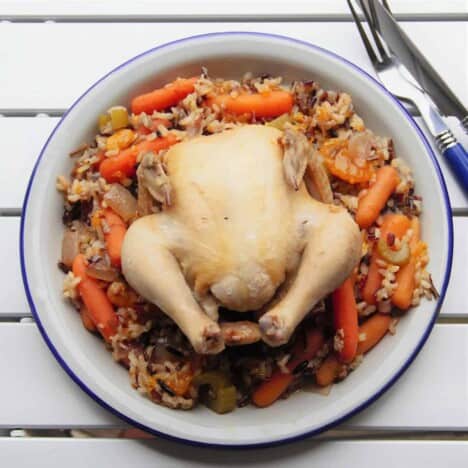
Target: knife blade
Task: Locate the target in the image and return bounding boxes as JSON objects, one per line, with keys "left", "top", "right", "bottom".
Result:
{"left": 369, "top": 0, "right": 468, "bottom": 127}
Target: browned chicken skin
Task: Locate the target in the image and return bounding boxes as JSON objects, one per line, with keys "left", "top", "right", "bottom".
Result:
{"left": 122, "top": 125, "right": 361, "bottom": 354}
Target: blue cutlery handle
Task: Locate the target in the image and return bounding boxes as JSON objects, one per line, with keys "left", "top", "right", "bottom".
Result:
{"left": 442, "top": 143, "right": 468, "bottom": 193}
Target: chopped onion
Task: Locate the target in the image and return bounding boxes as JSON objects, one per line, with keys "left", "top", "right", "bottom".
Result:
{"left": 85, "top": 259, "right": 119, "bottom": 282}
{"left": 61, "top": 229, "right": 79, "bottom": 268}
{"left": 104, "top": 183, "right": 137, "bottom": 222}
{"left": 348, "top": 131, "right": 374, "bottom": 160}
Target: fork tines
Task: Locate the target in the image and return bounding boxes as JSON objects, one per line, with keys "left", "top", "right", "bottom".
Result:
{"left": 347, "top": 0, "right": 390, "bottom": 66}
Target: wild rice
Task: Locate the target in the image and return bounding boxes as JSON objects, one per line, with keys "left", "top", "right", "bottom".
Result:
{"left": 57, "top": 70, "right": 431, "bottom": 413}
{"left": 56, "top": 175, "right": 70, "bottom": 192}
{"left": 62, "top": 271, "right": 81, "bottom": 300}
{"left": 334, "top": 329, "right": 345, "bottom": 353}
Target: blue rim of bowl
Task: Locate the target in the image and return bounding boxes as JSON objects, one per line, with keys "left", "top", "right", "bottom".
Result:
{"left": 20, "top": 31, "right": 453, "bottom": 449}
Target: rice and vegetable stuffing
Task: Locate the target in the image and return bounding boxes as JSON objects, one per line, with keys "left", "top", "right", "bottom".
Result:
{"left": 57, "top": 70, "right": 437, "bottom": 413}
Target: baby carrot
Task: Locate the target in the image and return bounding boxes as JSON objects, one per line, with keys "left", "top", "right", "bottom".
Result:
{"left": 362, "top": 255, "right": 382, "bottom": 305}
{"left": 316, "top": 315, "right": 392, "bottom": 387}
{"left": 379, "top": 213, "right": 412, "bottom": 240}
{"left": 356, "top": 166, "right": 400, "bottom": 229}
{"left": 362, "top": 214, "right": 411, "bottom": 305}
{"left": 332, "top": 278, "right": 359, "bottom": 363}
{"left": 103, "top": 209, "right": 127, "bottom": 267}
{"left": 316, "top": 354, "right": 342, "bottom": 387}
{"left": 252, "top": 329, "right": 324, "bottom": 407}
{"left": 208, "top": 90, "right": 293, "bottom": 118}
{"left": 251, "top": 371, "right": 294, "bottom": 408}
{"left": 131, "top": 77, "right": 198, "bottom": 114}
{"left": 409, "top": 217, "right": 420, "bottom": 246}
{"left": 284, "top": 329, "right": 325, "bottom": 381}
{"left": 356, "top": 314, "right": 392, "bottom": 355}
{"left": 392, "top": 217, "right": 420, "bottom": 310}
{"left": 72, "top": 254, "right": 118, "bottom": 342}
{"left": 391, "top": 262, "right": 416, "bottom": 310}
{"left": 80, "top": 304, "right": 97, "bottom": 333}
{"left": 99, "top": 135, "right": 177, "bottom": 183}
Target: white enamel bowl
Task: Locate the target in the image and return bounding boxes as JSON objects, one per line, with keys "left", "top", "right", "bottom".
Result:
{"left": 20, "top": 32, "right": 453, "bottom": 448}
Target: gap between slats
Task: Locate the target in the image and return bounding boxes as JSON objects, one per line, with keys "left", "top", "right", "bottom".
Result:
{"left": 2, "top": 13, "right": 467, "bottom": 22}
{"left": 0, "top": 0, "right": 466, "bottom": 23}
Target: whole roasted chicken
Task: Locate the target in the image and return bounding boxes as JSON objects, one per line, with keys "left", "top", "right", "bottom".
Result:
{"left": 122, "top": 125, "right": 361, "bottom": 354}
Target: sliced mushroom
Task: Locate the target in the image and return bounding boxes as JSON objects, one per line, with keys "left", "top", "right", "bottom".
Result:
{"left": 139, "top": 151, "right": 172, "bottom": 205}
{"left": 136, "top": 180, "right": 157, "bottom": 217}
{"left": 280, "top": 129, "right": 310, "bottom": 190}
{"left": 305, "top": 150, "right": 333, "bottom": 204}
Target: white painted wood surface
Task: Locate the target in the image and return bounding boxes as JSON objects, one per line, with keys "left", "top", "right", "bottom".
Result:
{"left": 1, "top": 323, "right": 468, "bottom": 430}
{"left": 0, "top": 22, "right": 466, "bottom": 111}
{"left": 2, "top": 216, "right": 467, "bottom": 317}
{"left": 0, "top": 23, "right": 466, "bottom": 211}
{"left": 0, "top": 117, "right": 58, "bottom": 213}
{"left": 2, "top": 438, "right": 468, "bottom": 468}
{"left": 1, "top": 0, "right": 466, "bottom": 18}
{"left": 1, "top": 218, "right": 30, "bottom": 317}
{"left": 0, "top": 323, "right": 468, "bottom": 431}
{"left": 0, "top": 1, "right": 467, "bottom": 464}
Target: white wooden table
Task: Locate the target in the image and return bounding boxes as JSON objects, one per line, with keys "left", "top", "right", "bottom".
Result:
{"left": 1, "top": 1, "right": 467, "bottom": 466}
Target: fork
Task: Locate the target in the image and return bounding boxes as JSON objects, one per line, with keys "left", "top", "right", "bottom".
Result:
{"left": 347, "top": 0, "right": 468, "bottom": 193}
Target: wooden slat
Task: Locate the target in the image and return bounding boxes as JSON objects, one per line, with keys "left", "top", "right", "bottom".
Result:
{"left": 0, "top": 116, "right": 465, "bottom": 213}
{"left": 0, "top": 22, "right": 465, "bottom": 211}
{"left": 0, "top": 22, "right": 465, "bottom": 111}
{"left": 0, "top": 218, "right": 29, "bottom": 317}
{"left": 0, "top": 323, "right": 117, "bottom": 427}
{"left": 0, "top": 117, "right": 58, "bottom": 213}
{"left": 0, "top": 0, "right": 466, "bottom": 19}
{"left": 0, "top": 126, "right": 466, "bottom": 216}
{"left": 2, "top": 438, "right": 468, "bottom": 467}
{"left": 443, "top": 218, "right": 468, "bottom": 316}
{"left": 0, "top": 322, "right": 467, "bottom": 429}
{"left": 415, "top": 116, "right": 468, "bottom": 213}
{"left": 0, "top": 9, "right": 465, "bottom": 463}
{"left": 2, "top": 217, "right": 466, "bottom": 318}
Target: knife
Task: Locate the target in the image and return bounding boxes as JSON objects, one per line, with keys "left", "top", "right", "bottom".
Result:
{"left": 369, "top": 0, "right": 468, "bottom": 131}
